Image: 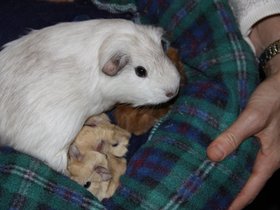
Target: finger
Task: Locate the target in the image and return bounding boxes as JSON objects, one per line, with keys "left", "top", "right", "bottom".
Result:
{"left": 228, "top": 153, "right": 275, "bottom": 210}
{"left": 207, "top": 108, "right": 263, "bottom": 161}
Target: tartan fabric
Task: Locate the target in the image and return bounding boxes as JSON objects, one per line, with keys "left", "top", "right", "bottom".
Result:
{"left": 0, "top": 147, "right": 105, "bottom": 210}
{"left": 101, "top": 0, "right": 259, "bottom": 209}
{"left": 0, "top": 0, "right": 260, "bottom": 209}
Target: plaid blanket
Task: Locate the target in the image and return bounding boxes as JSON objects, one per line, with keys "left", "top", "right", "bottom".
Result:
{"left": 0, "top": 147, "right": 104, "bottom": 209}
{"left": 0, "top": 0, "right": 259, "bottom": 209}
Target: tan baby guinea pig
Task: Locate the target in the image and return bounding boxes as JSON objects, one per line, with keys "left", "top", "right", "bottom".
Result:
{"left": 67, "top": 114, "right": 130, "bottom": 200}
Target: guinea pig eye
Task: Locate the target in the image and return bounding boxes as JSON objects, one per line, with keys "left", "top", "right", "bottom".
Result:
{"left": 161, "top": 39, "right": 168, "bottom": 52}
{"left": 135, "top": 66, "right": 147, "bottom": 78}
{"left": 84, "top": 181, "right": 91, "bottom": 188}
{"left": 112, "top": 143, "right": 119, "bottom": 147}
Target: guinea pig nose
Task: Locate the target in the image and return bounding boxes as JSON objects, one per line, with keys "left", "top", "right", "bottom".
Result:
{"left": 165, "top": 91, "right": 175, "bottom": 98}
{"left": 166, "top": 87, "right": 179, "bottom": 98}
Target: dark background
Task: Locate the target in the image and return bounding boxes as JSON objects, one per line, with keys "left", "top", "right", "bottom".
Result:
{"left": 0, "top": 1, "right": 279, "bottom": 209}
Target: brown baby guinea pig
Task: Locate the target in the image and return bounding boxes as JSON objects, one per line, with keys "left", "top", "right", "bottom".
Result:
{"left": 113, "top": 47, "right": 186, "bottom": 135}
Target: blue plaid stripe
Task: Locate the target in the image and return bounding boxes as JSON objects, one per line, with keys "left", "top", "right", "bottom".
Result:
{"left": 163, "top": 160, "right": 216, "bottom": 210}
{"left": 127, "top": 147, "right": 178, "bottom": 181}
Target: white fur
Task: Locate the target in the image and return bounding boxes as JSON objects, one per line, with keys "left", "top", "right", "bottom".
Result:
{"left": 0, "top": 19, "right": 180, "bottom": 173}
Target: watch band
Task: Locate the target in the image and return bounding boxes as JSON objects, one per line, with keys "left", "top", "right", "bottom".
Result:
{"left": 259, "top": 39, "right": 280, "bottom": 71}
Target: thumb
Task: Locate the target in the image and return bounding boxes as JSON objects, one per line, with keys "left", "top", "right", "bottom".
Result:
{"left": 207, "top": 108, "right": 262, "bottom": 162}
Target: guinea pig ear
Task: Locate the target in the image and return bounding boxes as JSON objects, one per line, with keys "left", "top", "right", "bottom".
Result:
{"left": 155, "top": 26, "right": 165, "bottom": 38}
{"left": 101, "top": 52, "right": 130, "bottom": 76}
{"left": 69, "top": 144, "right": 83, "bottom": 161}
{"left": 85, "top": 113, "right": 111, "bottom": 127}
{"left": 94, "top": 166, "right": 112, "bottom": 181}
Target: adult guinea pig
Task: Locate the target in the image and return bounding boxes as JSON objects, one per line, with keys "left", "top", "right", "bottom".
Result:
{"left": 0, "top": 19, "right": 180, "bottom": 174}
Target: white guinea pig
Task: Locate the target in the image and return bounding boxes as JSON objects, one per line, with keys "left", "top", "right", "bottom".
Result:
{"left": 0, "top": 19, "right": 180, "bottom": 173}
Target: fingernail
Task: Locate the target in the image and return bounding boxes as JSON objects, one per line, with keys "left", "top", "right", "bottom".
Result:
{"left": 210, "top": 145, "right": 225, "bottom": 161}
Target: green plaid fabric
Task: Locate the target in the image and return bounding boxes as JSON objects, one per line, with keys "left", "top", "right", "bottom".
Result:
{"left": 101, "top": 1, "right": 259, "bottom": 209}
{"left": 0, "top": 147, "right": 105, "bottom": 210}
{"left": 0, "top": 0, "right": 259, "bottom": 209}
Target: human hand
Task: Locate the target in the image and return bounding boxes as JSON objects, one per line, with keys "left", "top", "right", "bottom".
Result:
{"left": 207, "top": 14, "right": 280, "bottom": 210}
{"left": 207, "top": 63, "right": 280, "bottom": 209}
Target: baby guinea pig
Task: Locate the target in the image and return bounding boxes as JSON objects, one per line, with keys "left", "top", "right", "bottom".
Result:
{"left": 68, "top": 148, "right": 112, "bottom": 201}
{"left": 77, "top": 113, "right": 130, "bottom": 158}
{"left": 67, "top": 114, "right": 129, "bottom": 200}
{"left": 0, "top": 19, "right": 180, "bottom": 173}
